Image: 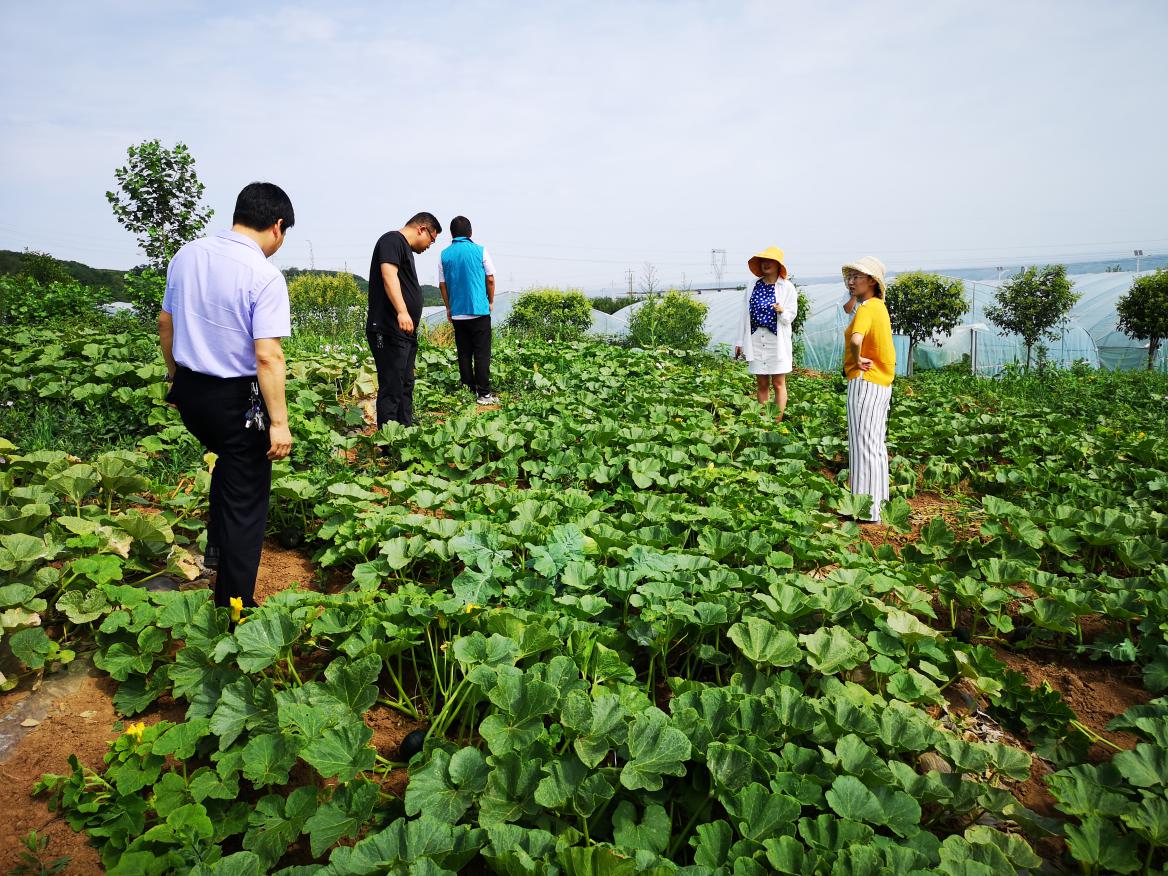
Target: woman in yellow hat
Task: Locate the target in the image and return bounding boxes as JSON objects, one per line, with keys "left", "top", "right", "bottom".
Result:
{"left": 841, "top": 256, "right": 895, "bottom": 523}
{"left": 735, "top": 247, "right": 798, "bottom": 418}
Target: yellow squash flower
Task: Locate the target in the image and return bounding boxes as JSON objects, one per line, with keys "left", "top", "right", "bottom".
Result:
{"left": 125, "top": 721, "right": 146, "bottom": 741}
{"left": 229, "top": 597, "right": 243, "bottom": 623}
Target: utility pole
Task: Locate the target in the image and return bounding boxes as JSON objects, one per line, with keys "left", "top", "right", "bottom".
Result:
{"left": 307, "top": 240, "right": 315, "bottom": 271}
{"left": 711, "top": 249, "right": 726, "bottom": 289}
{"left": 626, "top": 269, "right": 635, "bottom": 296}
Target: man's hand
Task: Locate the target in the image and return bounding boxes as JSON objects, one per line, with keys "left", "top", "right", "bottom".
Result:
{"left": 445, "top": 308, "right": 452, "bottom": 323}
{"left": 858, "top": 356, "right": 874, "bottom": 372}
{"left": 734, "top": 345, "right": 742, "bottom": 359}
{"left": 397, "top": 311, "right": 415, "bottom": 334}
{"left": 267, "top": 424, "right": 292, "bottom": 460}
{"left": 773, "top": 302, "right": 783, "bottom": 313}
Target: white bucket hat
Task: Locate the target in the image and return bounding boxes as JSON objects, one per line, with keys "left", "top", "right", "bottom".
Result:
{"left": 842, "top": 256, "right": 887, "bottom": 297}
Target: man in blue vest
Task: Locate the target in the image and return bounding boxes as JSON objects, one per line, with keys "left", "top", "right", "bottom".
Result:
{"left": 439, "top": 216, "right": 498, "bottom": 404}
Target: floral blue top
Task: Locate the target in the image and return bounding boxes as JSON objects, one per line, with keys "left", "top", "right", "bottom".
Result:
{"left": 749, "top": 279, "right": 777, "bottom": 333}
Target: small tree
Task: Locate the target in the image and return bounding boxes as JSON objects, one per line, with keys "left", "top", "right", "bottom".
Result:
{"left": 287, "top": 271, "right": 366, "bottom": 340}
{"left": 885, "top": 272, "right": 967, "bottom": 375}
{"left": 985, "top": 265, "right": 1079, "bottom": 371}
{"left": 504, "top": 288, "right": 592, "bottom": 342}
{"left": 16, "top": 249, "right": 72, "bottom": 285}
{"left": 627, "top": 290, "right": 709, "bottom": 350}
{"left": 1116, "top": 268, "right": 1168, "bottom": 371}
{"left": 106, "top": 139, "right": 213, "bottom": 271}
{"left": 638, "top": 262, "right": 659, "bottom": 296}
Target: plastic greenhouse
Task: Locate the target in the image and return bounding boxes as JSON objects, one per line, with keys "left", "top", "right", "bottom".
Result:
{"left": 419, "top": 289, "right": 628, "bottom": 337}
{"left": 603, "top": 271, "right": 1165, "bottom": 375}
{"left": 424, "top": 272, "right": 1164, "bottom": 375}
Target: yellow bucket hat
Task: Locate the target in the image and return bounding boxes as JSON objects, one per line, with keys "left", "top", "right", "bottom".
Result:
{"left": 748, "top": 246, "right": 789, "bottom": 279}
{"left": 841, "top": 256, "right": 887, "bottom": 296}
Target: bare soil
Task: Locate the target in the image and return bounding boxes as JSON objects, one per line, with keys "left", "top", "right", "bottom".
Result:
{"left": 0, "top": 671, "right": 184, "bottom": 874}
{"left": 993, "top": 645, "right": 1152, "bottom": 759}
{"left": 0, "top": 540, "right": 317, "bottom": 874}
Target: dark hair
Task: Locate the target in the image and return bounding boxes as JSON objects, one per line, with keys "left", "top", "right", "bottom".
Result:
{"left": 233, "top": 182, "right": 294, "bottom": 233}
{"left": 450, "top": 215, "right": 472, "bottom": 238}
{"left": 406, "top": 212, "right": 442, "bottom": 235}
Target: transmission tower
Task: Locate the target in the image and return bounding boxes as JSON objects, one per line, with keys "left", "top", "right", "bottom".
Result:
{"left": 711, "top": 249, "right": 726, "bottom": 288}
{"left": 626, "top": 269, "right": 635, "bottom": 296}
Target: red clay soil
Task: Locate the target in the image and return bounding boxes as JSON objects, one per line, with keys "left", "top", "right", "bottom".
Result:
{"left": 993, "top": 645, "right": 1152, "bottom": 759}
{"left": 856, "top": 491, "right": 977, "bottom": 551}
{"left": 0, "top": 673, "right": 185, "bottom": 874}
{"left": 0, "top": 540, "right": 318, "bottom": 873}
{"left": 253, "top": 540, "right": 319, "bottom": 604}
{"left": 365, "top": 704, "right": 428, "bottom": 800}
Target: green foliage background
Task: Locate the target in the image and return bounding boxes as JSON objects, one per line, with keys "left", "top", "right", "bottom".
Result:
{"left": 504, "top": 288, "right": 593, "bottom": 342}
{"left": 627, "top": 290, "right": 709, "bottom": 350}
{"left": 1117, "top": 268, "right": 1168, "bottom": 370}
{"left": 985, "top": 265, "right": 1079, "bottom": 370}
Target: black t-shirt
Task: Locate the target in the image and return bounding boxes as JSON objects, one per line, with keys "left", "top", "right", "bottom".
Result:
{"left": 367, "top": 230, "right": 421, "bottom": 331}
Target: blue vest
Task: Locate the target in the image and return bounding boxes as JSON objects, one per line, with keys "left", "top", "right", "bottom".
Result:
{"left": 440, "top": 238, "right": 489, "bottom": 316}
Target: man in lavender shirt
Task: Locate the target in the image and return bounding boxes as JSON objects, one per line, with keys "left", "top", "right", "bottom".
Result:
{"left": 159, "top": 182, "right": 294, "bottom": 609}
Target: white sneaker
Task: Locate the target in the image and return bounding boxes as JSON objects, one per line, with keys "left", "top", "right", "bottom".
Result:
{"left": 477, "top": 393, "right": 499, "bottom": 405}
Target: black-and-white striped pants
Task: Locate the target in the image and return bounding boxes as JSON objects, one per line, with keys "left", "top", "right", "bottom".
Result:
{"left": 847, "top": 377, "right": 893, "bottom": 522}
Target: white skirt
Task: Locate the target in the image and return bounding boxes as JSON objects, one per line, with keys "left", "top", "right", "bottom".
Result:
{"left": 747, "top": 328, "right": 791, "bottom": 375}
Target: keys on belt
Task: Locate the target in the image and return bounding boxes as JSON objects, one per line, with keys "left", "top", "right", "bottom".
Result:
{"left": 244, "top": 381, "right": 266, "bottom": 430}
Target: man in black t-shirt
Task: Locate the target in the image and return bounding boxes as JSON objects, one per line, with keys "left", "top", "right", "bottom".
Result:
{"left": 366, "top": 212, "right": 442, "bottom": 427}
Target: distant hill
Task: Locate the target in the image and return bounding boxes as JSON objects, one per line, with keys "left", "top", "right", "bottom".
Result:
{"left": 0, "top": 249, "right": 125, "bottom": 293}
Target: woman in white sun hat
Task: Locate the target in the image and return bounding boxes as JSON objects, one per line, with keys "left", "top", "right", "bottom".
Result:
{"left": 735, "top": 246, "right": 798, "bottom": 419}
{"left": 842, "top": 256, "right": 896, "bottom": 523}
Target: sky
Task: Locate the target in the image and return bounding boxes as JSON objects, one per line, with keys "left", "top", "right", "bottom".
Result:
{"left": 1, "top": 1, "right": 1166, "bottom": 293}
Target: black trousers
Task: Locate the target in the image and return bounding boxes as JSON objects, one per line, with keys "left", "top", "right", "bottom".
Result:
{"left": 167, "top": 367, "right": 271, "bottom": 608}
{"left": 452, "top": 316, "right": 492, "bottom": 396}
{"left": 367, "top": 327, "right": 418, "bottom": 427}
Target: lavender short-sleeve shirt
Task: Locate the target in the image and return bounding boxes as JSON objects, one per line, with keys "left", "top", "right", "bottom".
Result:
{"left": 162, "top": 231, "right": 291, "bottom": 378}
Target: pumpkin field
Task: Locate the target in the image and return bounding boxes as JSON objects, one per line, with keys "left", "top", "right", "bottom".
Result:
{"left": 2, "top": 322, "right": 1167, "bottom": 876}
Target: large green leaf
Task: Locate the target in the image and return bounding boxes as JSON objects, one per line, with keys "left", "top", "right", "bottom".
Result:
{"left": 480, "top": 671, "right": 560, "bottom": 755}
{"left": 619, "top": 708, "right": 691, "bottom": 792}
{"left": 727, "top": 617, "right": 800, "bottom": 667}
{"left": 301, "top": 718, "right": 376, "bottom": 782}
{"left": 304, "top": 780, "right": 380, "bottom": 857}
{"left": 406, "top": 747, "right": 489, "bottom": 823}
{"left": 611, "top": 801, "right": 669, "bottom": 855}
{"left": 1063, "top": 817, "right": 1142, "bottom": 875}
{"left": 561, "top": 691, "right": 627, "bottom": 768}
{"left": 799, "top": 627, "right": 869, "bottom": 674}
{"left": 241, "top": 732, "right": 299, "bottom": 787}
{"left": 235, "top": 613, "right": 300, "bottom": 672}
{"left": 724, "top": 782, "right": 800, "bottom": 843}
{"left": 243, "top": 787, "right": 318, "bottom": 869}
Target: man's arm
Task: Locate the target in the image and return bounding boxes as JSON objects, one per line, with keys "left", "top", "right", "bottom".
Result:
{"left": 439, "top": 281, "right": 452, "bottom": 321}
{"left": 255, "top": 337, "right": 292, "bottom": 460}
{"left": 380, "top": 263, "right": 413, "bottom": 333}
{"left": 486, "top": 275, "right": 495, "bottom": 311}
{"left": 158, "top": 310, "right": 176, "bottom": 379}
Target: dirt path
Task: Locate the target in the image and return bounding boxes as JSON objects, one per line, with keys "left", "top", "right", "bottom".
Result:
{"left": 0, "top": 540, "right": 317, "bottom": 874}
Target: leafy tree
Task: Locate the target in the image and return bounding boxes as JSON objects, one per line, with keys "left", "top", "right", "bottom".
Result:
{"left": 1116, "top": 268, "right": 1168, "bottom": 371}
{"left": 505, "top": 288, "right": 592, "bottom": 342}
{"left": 287, "top": 272, "right": 366, "bottom": 340}
{"left": 106, "top": 139, "right": 213, "bottom": 271}
{"left": 16, "top": 249, "right": 72, "bottom": 286}
{"left": 122, "top": 266, "right": 167, "bottom": 321}
{"left": 627, "top": 290, "right": 709, "bottom": 350}
{"left": 885, "top": 272, "right": 967, "bottom": 375}
{"left": 985, "top": 265, "right": 1079, "bottom": 371}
